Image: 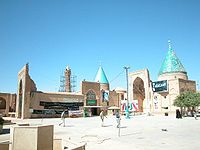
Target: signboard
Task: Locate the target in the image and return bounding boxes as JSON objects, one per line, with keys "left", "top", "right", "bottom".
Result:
{"left": 152, "top": 80, "right": 168, "bottom": 92}
{"left": 102, "top": 90, "right": 109, "bottom": 102}
{"left": 29, "top": 109, "right": 34, "bottom": 113}
{"left": 86, "top": 100, "right": 97, "bottom": 106}
{"left": 39, "top": 101, "right": 83, "bottom": 110}
{"left": 121, "top": 100, "right": 139, "bottom": 111}
{"left": 130, "top": 100, "right": 139, "bottom": 111}
{"left": 68, "top": 110, "right": 83, "bottom": 117}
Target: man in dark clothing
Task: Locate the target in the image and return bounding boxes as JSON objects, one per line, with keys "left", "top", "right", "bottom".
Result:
{"left": 176, "top": 109, "right": 182, "bottom": 119}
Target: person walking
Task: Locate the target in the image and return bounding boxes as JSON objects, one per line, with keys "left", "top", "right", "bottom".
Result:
{"left": 176, "top": 109, "right": 182, "bottom": 119}
{"left": 194, "top": 110, "right": 198, "bottom": 120}
{"left": 59, "top": 109, "right": 67, "bottom": 127}
{"left": 115, "top": 111, "right": 121, "bottom": 128}
{"left": 100, "top": 110, "right": 107, "bottom": 127}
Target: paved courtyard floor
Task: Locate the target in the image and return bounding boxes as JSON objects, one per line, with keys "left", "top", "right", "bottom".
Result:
{"left": 0, "top": 114, "right": 199, "bottom": 150}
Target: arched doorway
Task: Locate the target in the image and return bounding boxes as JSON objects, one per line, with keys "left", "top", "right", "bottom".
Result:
{"left": 86, "top": 90, "right": 98, "bottom": 116}
{"left": 133, "top": 77, "right": 145, "bottom": 112}
{"left": 0, "top": 97, "right": 6, "bottom": 109}
{"left": 18, "top": 80, "right": 23, "bottom": 118}
{"left": 86, "top": 90, "right": 97, "bottom": 105}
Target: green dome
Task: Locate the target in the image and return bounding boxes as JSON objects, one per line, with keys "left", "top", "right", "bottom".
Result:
{"left": 95, "top": 66, "right": 109, "bottom": 84}
{"left": 158, "top": 41, "right": 187, "bottom": 76}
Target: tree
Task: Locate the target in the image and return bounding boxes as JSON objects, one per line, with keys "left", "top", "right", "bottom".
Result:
{"left": 174, "top": 92, "right": 200, "bottom": 107}
{"left": 174, "top": 91, "right": 200, "bottom": 116}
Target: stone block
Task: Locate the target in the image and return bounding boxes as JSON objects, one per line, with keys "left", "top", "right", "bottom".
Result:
{"left": 10, "top": 125, "right": 53, "bottom": 150}
{"left": 0, "top": 141, "right": 9, "bottom": 150}
{"left": 53, "top": 139, "right": 62, "bottom": 150}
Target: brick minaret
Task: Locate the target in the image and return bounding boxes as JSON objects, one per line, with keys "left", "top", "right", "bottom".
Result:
{"left": 65, "top": 66, "right": 71, "bottom": 92}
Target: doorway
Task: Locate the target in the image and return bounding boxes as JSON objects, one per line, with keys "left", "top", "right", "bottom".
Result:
{"left": 133, "top": 77, "right": 145, "bottom": 112}
{"left": 91, "top": 108, "right": 98, "bottom": 116}
{"left": 18, "top": 80, "right": 23, "bottom": 118}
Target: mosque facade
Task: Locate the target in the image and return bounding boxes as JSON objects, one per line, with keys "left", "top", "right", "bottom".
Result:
{"left": 0, "top": 41, "right": 197, "bottom": 118}
{"left": 81, "top": 66, "right": 121, "bottom": 116}
{"left": 128, "top": 41, "right": 196, "bottom": 115}
{"left": 0, "top": 64, "right": 123, "bottom": 119}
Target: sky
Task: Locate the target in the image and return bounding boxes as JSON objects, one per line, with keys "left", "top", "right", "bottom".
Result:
{"left": 1, "top": 0, "right": 200, "bottom": 93}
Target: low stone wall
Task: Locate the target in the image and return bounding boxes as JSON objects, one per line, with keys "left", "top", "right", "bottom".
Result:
{"left": 31, "top": 114, "right": 61, "bottom": 118}
{"left": 10, "top": 125, "right": 54, "bottom": 150}
{"left": 0, "top": 141, "right": 10, "bottom": 150}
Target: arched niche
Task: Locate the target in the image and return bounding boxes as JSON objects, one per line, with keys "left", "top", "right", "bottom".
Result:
{"left": 133, "top": 77, "right": 145, "bottom": 112}
{"left": 0, "top": 97, "right": 6, "bottom": 109}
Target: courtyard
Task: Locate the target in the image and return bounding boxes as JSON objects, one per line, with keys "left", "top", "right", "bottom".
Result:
{"left": 0, "top": 114, "right": 199, "bottom": 150}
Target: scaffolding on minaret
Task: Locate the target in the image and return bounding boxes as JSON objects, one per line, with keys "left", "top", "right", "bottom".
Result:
{"left": 58, "top": 71, "right": 66, "bottom": 92}
{"left": 70, "top": 75, "right": 77, "bottom": 92}
{"left": 58, "top": 68, "right": 77, "bottom": 92}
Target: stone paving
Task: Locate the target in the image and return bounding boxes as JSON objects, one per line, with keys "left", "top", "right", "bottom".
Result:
{"left": 0, "top": 114, "right": 200, "bottom": 150}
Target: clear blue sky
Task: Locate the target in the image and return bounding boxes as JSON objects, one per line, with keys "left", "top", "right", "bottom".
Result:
{"left": 1, "top": 0, "right": 200, "bottom": 93}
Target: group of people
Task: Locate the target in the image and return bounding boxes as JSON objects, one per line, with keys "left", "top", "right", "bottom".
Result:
{"left": 176, "top": 109, "right": 199, "bottom": 120}
{"left": 59, "top": 109, "right": 121, "bottom": 127}
{"left": 100, "top": 110, "right": 121, "bottom": 128}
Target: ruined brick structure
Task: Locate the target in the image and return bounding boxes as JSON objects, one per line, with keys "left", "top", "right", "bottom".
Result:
{"left": 0, "top": 93, "right": 16, "bottom": 116}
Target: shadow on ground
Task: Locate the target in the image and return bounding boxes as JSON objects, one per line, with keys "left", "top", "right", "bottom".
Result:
{"left": 120, "top": 131, "right": 142, "bottom": 137}
{"left": 119, "top": 126, "right": 127, "bottom": 128}
{"left": 102, "top": 125, "right": 113, "bottom": 127}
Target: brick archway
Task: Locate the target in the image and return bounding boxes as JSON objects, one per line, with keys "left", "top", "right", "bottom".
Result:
{"left": 86, "top": 90, "right": 97, "bottom": 106}
{"left": 129, "top": 69, "right": 151, "bottom": 113}
{"left": 133, "top": 77, "right": 145, "bottom": 112}
{"left": 0, "top": 97, "right": 6, "bottom": 109}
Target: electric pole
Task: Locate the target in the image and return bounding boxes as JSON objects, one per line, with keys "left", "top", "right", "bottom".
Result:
{"left": 124, "top": 66, "right": 130, "bottom": 119}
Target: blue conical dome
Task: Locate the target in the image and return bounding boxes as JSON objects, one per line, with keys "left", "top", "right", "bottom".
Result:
{"left": 158, "top": 41, "right": 187, "bottom": 76}
{"left": 95, "top": 66, "right": 109, "bottom": 84}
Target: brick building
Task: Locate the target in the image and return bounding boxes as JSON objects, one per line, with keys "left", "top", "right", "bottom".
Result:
{"left": 128, "top": 41, "right": 196, "bottom": 114}
{"left": 81, "top": 66, "right": 121, "bottom": 116}
{"left": 0, "top": 41, "right": 196, "bottom": 118}
{"left": 12, "top": 64, "right": 122, "bottom": 119}
{"left": 0, "top": 93, "right": 16, "bottom": 116}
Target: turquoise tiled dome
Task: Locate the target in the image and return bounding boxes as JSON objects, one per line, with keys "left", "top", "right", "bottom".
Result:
{"left": 158, "top": 41, "right": 187, "bottom": 76}
{"left": 95, "top": 66, "right": 109, "bottom": 84}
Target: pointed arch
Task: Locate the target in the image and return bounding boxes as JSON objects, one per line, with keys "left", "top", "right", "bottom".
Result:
{"left": 0, "top": 97, "right": 6, "bottom": 109}
{"left": 86, "top": 90, "right": 96, "bottom": 100}
{"left": 86, "top": 90, "right": 97, "bottom": 106}
{"left": 18, "top": 79, "right": 23, "bottom": 118}
{"left": 133, "top": 77, "right": 145, "bottom": 112}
